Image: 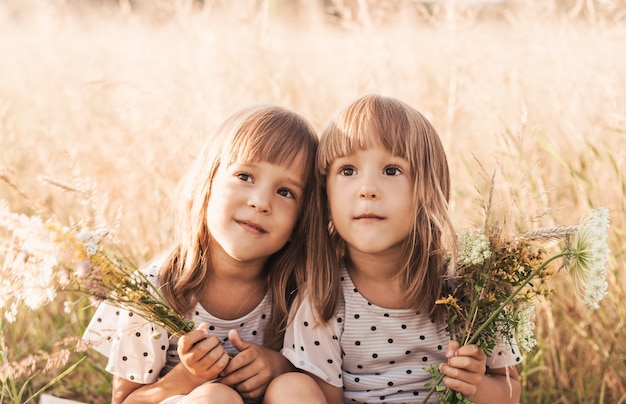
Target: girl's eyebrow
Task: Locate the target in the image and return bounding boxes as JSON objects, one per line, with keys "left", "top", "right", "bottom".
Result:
{"left": 235, "top": 161, "right": 305, "bottom": 191}
{"left": 282, "top": 174, "right": 305, "bottom": 191}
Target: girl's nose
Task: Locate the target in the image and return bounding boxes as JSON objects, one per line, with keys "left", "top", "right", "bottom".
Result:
{"left": 359, "top": 191, "right": 378, "bottom": 200}
{"left": 248, "top": 194, "right": 271, "bottom": 213}
{"left": 359, "top": 182, "right": 379, "bottom": 200}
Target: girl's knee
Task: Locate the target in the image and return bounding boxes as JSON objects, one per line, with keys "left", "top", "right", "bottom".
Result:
{"left": 182, "top": 382, "right": 243, "bottom": 404}
{"left": 264, "top": 372, "right": 325, "bottom": 404}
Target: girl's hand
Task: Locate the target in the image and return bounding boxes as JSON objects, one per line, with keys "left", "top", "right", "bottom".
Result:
{"left": 177, "top": 323, "right": 231, "bottom": 381}
{"left": 440, "top": 340, "right": 487, "bottom": 399}
{"left": 219, "top": 329, "right": 294, "bottom": 399}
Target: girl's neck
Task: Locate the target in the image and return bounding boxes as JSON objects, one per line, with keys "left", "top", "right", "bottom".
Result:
{"left": 199, "top": 269, "right": 267, "bottom": 320}
{"left": 208, "top": 241, "right": 267, "bottom": 282}
{"left": 345, "top": 253, "right": 410, "bottom": 310}
{"left": 345, "top": 248, "right": 403, "bottom": 281}
{"left": 198, "top": 243, "right": 268, "bottom": 320}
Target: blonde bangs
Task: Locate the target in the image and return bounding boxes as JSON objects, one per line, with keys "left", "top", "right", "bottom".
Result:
{"left": 224, "top": 106, "right": 317, "bottom": 171}
{"left": 318, "top": 94, "right": 420, "bottom": 175}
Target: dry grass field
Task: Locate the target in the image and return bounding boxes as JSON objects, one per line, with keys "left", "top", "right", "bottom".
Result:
{"left": 1, "top": 0, "right": 625, "bottom": 402}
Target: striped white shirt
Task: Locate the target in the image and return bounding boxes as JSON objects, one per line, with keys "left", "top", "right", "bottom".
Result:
{"left": 282, "top": 264, "right": 521, "bottom": 403}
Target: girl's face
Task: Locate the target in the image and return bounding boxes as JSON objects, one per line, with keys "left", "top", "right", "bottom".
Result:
{"left": 205, "top": 153, "right": 308, "bottom": 266}
{"left": 326, "top": 146, "right": 415, "bottom": 259}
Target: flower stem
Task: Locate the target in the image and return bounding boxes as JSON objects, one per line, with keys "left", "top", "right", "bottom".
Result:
{"left": 422, "top": 374, "right": 444, "bottom": 403}
{"left": 422, "top": 252, "right": 567, "bottom": 404}
{"left": 465, "top": 252, "right": 565, "bottom": 346}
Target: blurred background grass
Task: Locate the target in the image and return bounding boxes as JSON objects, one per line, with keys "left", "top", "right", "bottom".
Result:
{"left": 0, "top": 0, "right": 624, "bottom": 402}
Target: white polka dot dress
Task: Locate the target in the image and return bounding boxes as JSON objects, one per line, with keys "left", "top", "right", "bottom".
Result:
{"left": 83, "top": 259, "right": 271, "bottom": 388}
{"left": 282, "top": 264, "right": 522, "bottom": 403}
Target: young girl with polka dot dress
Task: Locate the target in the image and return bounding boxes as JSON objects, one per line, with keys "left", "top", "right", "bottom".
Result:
{"left": 264, "top": 94, "right": 522, "bottom": 404}
{"left": 83, "top": 104, "right": 319, "bottom": 404}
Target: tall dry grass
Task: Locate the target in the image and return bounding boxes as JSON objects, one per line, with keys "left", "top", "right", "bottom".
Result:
{"left": 0, "top": 0, "right": 624, "bottom": 402}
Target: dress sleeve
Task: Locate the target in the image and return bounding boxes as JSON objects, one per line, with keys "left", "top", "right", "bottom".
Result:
{"left": 486, "top": 334, "right": 523, "bottom": 369}
{"left": 281, "top": 295, "right": 345, "bottom": 388}
{"left": 83, "top": 301, "right": 170, "bottom": 384}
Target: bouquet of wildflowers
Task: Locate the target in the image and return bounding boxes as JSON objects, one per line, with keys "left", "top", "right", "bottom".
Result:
{"left": 0, "top": 199, "right": 194, "bottom": 337}
{"left": 423, "top": 206, "right": 610, "bottom": 404}
{"left": 0, "top": 183, "right": 195, "bottom": 403}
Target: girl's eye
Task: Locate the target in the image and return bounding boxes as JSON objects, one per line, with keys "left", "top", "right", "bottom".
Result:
{"left": 339, "top": 166, "right": 356, "bottom": 176}
{"left": 237, "top": 173, "right": 253, "bottom": 183}
{"left": 384, "top": 166, "right": 402, "bottom": 176}
{"left": 278, "top": 188, "right": 296, "bottom": 199}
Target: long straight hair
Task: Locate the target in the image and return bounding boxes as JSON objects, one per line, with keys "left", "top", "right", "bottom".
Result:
{"left": 309, "top": 94, "right": 456, "bottom": 323}
{"left": 159, "top": 105, "right": 318, "bottom": 350}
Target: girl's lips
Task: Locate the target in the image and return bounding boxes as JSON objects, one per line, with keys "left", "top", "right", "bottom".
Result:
{"left": 237, "top": 220, "right": 267, "bottom": 234}
{"left": 354, "top": 214, "right": 384, "bottom": 220}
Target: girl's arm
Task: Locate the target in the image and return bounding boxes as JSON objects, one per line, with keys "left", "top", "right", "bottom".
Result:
{"left": 311, "top": 373, "right": 345, "bottom": 404}
{"left": 116, "top": 325, "right": 230, "bottom": 403}
{"left": 218, "top": 329, "right": 295, "bottom": 399}
{"left": 112, "top": 376, "right": 142, "bottom": 404}
{"left": 440, "top": 341, "right": 521, "bottom": 404}
{"left": 112, "top": 364, "right": 207, "bottom": 404}
{"left": 470, "top": 366, "right": 521, "bottom": 404}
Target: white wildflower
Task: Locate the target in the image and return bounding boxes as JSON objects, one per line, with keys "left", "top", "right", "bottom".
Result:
{"left": 457, "top": 228, "right": 492, "bottom": 266}
{"left": 76, "top": 228, "right": 109, "bottom": 256}
{"left": 0, "top": 202, "right": 61, "bottom": 319}
{"left": 75, "top": 260, "right": 92, "bottom": 278}
{"left": 515, "top": 304, "right": 537, "bottom": 352}
{"left": 584, "top": 278, "right": 608, "bottom": 309}
{"left": 5, "top": 302, "right": 17, "bottom": 322}
{"left": 569, "top": 207, "right": 610, "bottom": 309}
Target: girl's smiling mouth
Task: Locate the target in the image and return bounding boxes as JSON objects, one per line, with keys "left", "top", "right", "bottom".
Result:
{"left": 236, "top": 219, "right": 268, "bottom": 234}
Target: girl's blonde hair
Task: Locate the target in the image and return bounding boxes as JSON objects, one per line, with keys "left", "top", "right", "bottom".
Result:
{"left": 160, "top": 104, "right": 318, "bottom": 350}
{"left": 309, "top": 94, "right": 456, "bottom": 322}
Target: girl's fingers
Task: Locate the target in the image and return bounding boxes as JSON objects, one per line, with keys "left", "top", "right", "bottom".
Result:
{"left": 455, "top": 344, "right": 486, "bottom": 361}
{"left": 442, "top": 371, "right": 478, "bottom": 397}
{"left": 180, "top": 335, "right": 223, "bottom": 363}
{"left": 445, "top": 341, "right": 486, "bottom": 374}
{"left": 177, "top": 325, "right": 210, "bottom": 354}
{"left": 441, "top": 361, "right": 484, "bottom": 380}
{"left": 184, "top": 347, "right": 230, "bottom": 380}
{"left": 196, "top": 343, "right": 228, "bottom": 367}
{"left": 446, "top": 341, "right": 485, "bottom": 360}
{"left": 445, "top": 340, "right": 461, "bottom": 358}
{"left": 202, "top": 349, "right": 231, "bottom": 373}
{"left": 446, "top": 355, "right": 486, "bottom": 375}
{"left": 440, "top": 343, "right": 486, "bottom": 396}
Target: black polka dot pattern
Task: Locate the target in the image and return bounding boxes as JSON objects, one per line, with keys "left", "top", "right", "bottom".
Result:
{"left": 282, "top": 264, "right": 523, "bottom": 403}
